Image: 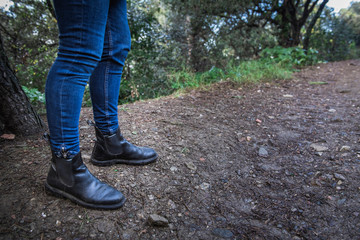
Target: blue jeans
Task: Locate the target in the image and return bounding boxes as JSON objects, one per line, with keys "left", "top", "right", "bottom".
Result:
{"left": 45, "top": 0, "right": 131, "bottom": 157}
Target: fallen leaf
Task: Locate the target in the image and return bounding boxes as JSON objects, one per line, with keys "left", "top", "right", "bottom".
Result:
{"left": 199, "top": 157, "right": 206, "bottom": 162}
{"left": 1, "top": 134, "right": 15, "bottom": 140}
{"left": 256, "top": 119, "right": 262, "bottom": 124}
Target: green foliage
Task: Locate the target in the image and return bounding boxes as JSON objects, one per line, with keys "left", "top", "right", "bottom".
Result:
{"left": 22, "top": 86, "right": 45, "bottom": 104}
{"left": 309, "top": 5, "right": 360, "bottom": 61}
{"left": 1, "top": 0, "right": 359, "bottom": 111}
{"left": 22, "top": 86, "right": 45, "bottom": 113}
{"left": 0, "top": 0, "right": 58, "bottom": 92}
{"left": 226, "top": 60, "right": 293, "bottom": 83}
{"left": 119, "top": 0, "right": 169, "bottom": 104}
{"left": 169, "top": 66, "right": 225, "bottom": 89}
{"left": 168, "top": 57, "right": 294, "bottom": 92}
{"left": 260, "top": 46, "right": 319, "bottom": 67}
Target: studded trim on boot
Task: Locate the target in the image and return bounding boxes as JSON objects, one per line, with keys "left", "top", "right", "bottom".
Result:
{"left": 90, "top": 125, "right": 158, "bottom": 166}
{"left": 45, "top": 152, "right": 126, "bottom": 209}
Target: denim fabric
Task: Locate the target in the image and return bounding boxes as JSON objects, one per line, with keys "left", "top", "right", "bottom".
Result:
{"left": 45, "top": 0, "right": 131, "bottom": 157}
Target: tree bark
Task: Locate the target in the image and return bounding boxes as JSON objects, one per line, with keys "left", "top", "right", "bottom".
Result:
{"left": 0, "top": 32, "right": 44, "bottom": 136}
{"left": 303, "top": 0, "right": 329, "bottom": 51}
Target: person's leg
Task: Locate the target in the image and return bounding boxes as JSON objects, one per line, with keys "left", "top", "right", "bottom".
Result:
{"left": 89, "top": 0, "right": 131, "bottom": 135}
{"left": 46, "top": 0, "right": 109, "bottom": 157}
{"left": 44, "top": 0, "right": 125, "bottom": 209}
{"left": 89, "top": 0, "right": 158, "bottom": 166}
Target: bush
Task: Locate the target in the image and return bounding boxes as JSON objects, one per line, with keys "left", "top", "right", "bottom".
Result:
{"left": 22, "top": 86, "right": 45, "bottom": 113}
{"left": 260, "top": 46, "right": 319, "bottom": 67}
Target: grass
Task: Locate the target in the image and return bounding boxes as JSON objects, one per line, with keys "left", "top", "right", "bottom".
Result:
{"left": 167, "top": 59, "right": 294, "bottom": 93}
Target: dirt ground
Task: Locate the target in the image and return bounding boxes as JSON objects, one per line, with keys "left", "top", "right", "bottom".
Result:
{"left": 0, "top": 60, "right": 359, "bottom": 239}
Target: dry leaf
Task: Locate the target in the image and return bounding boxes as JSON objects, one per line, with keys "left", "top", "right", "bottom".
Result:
{"left": 1, "top": 134, "right": 15, "bottom": 140}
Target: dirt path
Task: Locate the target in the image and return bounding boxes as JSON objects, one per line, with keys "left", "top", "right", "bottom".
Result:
{"left": 1, "top": 60, "right": 359, "bottom": 239}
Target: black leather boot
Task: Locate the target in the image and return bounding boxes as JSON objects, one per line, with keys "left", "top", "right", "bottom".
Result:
{"left": 90, "top": 125, "right": 158, "bottom": 166}
{"left": 45, "top": 151, "right": 126, "bottom": 209}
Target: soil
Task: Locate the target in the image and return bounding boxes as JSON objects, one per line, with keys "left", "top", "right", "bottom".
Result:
{"left": 0, "top": 60, "right": 359, "bottom": 240}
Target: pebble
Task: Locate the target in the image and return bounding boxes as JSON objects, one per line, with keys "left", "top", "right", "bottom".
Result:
{"left": 148, "top": 214, "right": 169, "bottom": 227}
{"left": 200, "top": 182, "right": 210, "bottom": 190}
{"left": 211, "top": 228, "right": 233, "bottom": 238}
{"left": 56, "top": 220, "right": 61, "bottom": 227}
{"left": 258, "top": 147, "right": 269, "bottom": 157}
{"left": 328, "top": 109, "right": 336, "bottom": 112}
{"left": 339, "top": 146, "right": 351, "bottom": 152}
{"left": 167, "top": 199, "right": 176, "bottom": 209}
{"left": 185, "top": 162, "right": 197, "bottom": 171}
{"left": 283, "top": 94, "right": 294, "bottom": 98}
{"left": 310, "top": 143, "right": 329, "bottom": 152}
{"left": 334, "top": 173, "right": 346, "bottom": 181}
{"left": 170, "top": 166, "right": 178, "bottom": 172}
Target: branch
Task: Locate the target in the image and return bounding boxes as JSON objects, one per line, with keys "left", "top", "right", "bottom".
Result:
{"left": 46, "top": 0, "right": 56, "bottom": 19}
{"left": 303, "top": 0, "right": 329, "bottom": 50}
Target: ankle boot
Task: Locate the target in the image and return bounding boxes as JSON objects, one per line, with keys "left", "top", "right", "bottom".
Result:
{"left": 90, "top": 125, "right": 158, "bottom": 166}
{"left": 45, "top": 151, "right": 126, "bottom": 209}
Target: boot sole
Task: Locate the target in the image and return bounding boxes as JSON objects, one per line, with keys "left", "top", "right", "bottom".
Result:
{"left": 90, "top": 154, "right": 158, "bottom": 166}
{"left": 44, "top": 182, "right": 126, "bottom": 210}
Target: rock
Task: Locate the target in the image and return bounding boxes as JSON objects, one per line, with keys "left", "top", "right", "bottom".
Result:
{"left": 185, "top": 162, "right": 197, "bottom": 171}
{"left": 167, "top": 199, "right": 176, "bottom": 209}
{"left": 339, "top": 146, "right": 350, "bottom": 152}
{"left": 330, "top": 116, "right": 343, "bottom": 123}
{"left": 338, "top": 89, "right": 351, "bottom": 93}
{"left": 258, "top": 147, "right": 269, "bottom": 157}
{"left": 199, "top": 182, "right": 210, "bottom": 190}
{"left": 170, "top": 166, "right": 178, "bottom": 172}
{"left": 334, "top": 173, "right": 346, "bottom": 181}
{"left": 148, "top": 214, "right": 169, "bottom": 227}
{"left": 310, "top": 143, "right": 328, "bottom": 152}
{"left": 56, "top": 220, "right": 61, "bottom": 227}
{"left": 211, "top": 228, "right": 233, "bottom": 238}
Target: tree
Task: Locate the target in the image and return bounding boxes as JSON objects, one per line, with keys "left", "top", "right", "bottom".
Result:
{"left": 252, "top": 0, "right": 328, "bottom": 47}
{"left": 164, "top": 0, "right": 275, "bottom": 71}
{"left": 0, "top": 0, "right": 58, "bottom": 92}
{"left": 340, "top": 2, "right": 360, "bottom": 47}
{"left": 0, "top": 31, "right": 44, "bottom": 136}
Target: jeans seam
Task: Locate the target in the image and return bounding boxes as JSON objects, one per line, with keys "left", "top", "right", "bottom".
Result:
{"left": 56, "top": 0, "right": 84, "bottom": 154}
{"left": 106, "top": 21, "right": 114, "bottom": 133}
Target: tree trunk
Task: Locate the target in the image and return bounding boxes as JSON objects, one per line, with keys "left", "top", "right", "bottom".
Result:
{"left": 0, "top": 32, "right": 44, "bottom": 136}
{"left": 303, "top": 0, "right": 329, "bottom": 51}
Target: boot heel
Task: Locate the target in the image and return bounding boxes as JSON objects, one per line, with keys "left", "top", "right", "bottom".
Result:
{"left": 44, "top": 183, "right": 65, "bottom": 199}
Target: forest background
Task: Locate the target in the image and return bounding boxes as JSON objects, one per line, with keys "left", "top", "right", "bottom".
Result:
{"left": 1, "top": 0, "right": 359, "bottom": 113}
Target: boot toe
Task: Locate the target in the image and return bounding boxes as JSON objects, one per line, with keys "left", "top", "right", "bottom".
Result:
{"left": 142, "top": 147, "right": 158, "bottom": 159}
